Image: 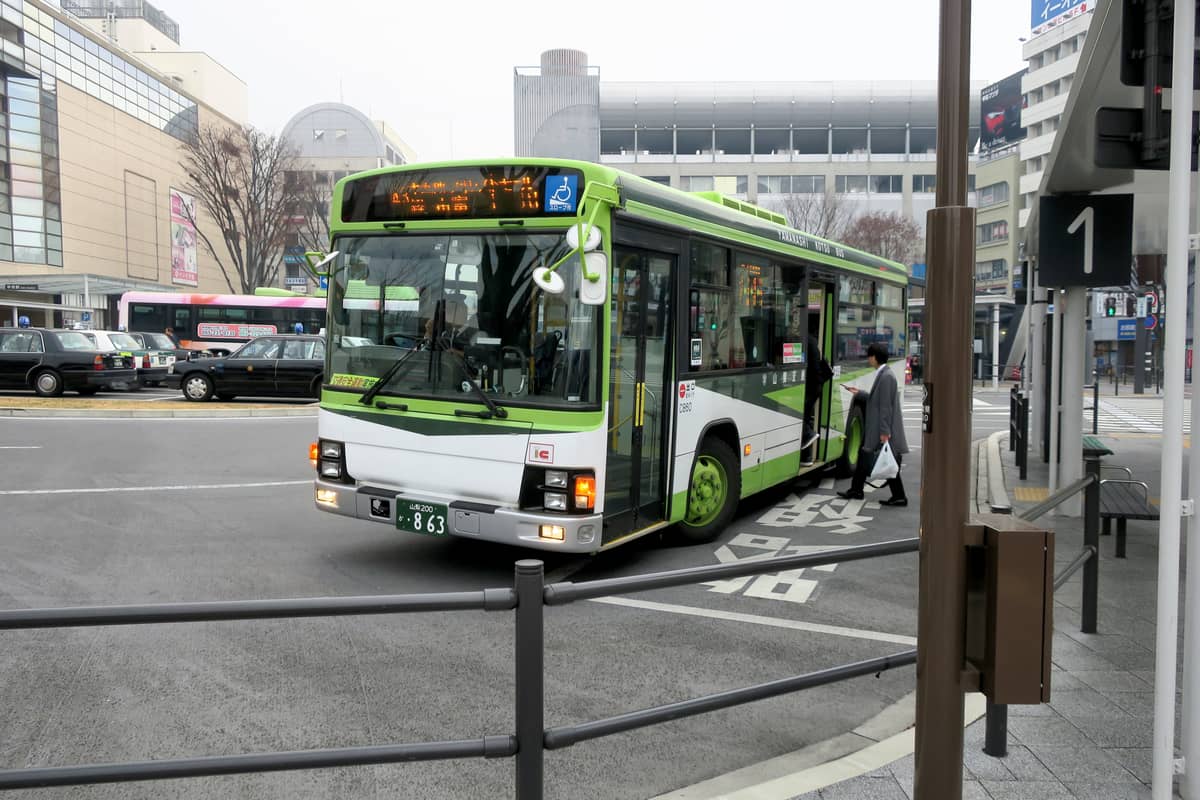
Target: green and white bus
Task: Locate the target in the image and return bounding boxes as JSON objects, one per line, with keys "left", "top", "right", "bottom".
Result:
{"left": 311, "top": 159, "right": 908, "bottom": 553}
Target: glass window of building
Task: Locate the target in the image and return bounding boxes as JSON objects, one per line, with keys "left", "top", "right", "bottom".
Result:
{"left": 676, "top": 129, "right": 712, "bottom": 155}
{"left": 913, "top": 174, "right": 936, "bottom": 193}
{"left": 753, "top": 128, "right": 789, "bottom": 156}
{"left": 793, "top": 129, "right": 827, "bottom": 156}
{"left": 870, "top": 128, "right": 906, "bottom": 154}
{"left": 910, "top": 127, "right": 937, "bottom": 154}
{"left": 835, "top": 175, "right": 869, "bottom": 194}
{"left": 715, "top": 128, "right": 750, "bottom": 155}
{"left": 976, "top": 220, "right": 1009, "bottom": 245}
{"left": 792, "top": 175, "right": 825, "bottom": 193}
{"left": 832, "top": 127, "right": 868, "bottom": 155}
{"left": 638, "top": 128, "right": 673, "bottom": 155}
{"left": 977, "top": 182, "right": 1009, "bottom": 208}
{"left": 870, "top": 175, "right": 903, "bottom": 193}
{"left": 600, "top": 129, "right": 634, "bottom": 155}
{"left": 680, "top": 175, "right": 715, "bottom": 192}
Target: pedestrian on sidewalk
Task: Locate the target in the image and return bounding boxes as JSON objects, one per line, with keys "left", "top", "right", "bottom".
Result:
{"left": 837, "top": 342, "right": 909, "bottom": 506}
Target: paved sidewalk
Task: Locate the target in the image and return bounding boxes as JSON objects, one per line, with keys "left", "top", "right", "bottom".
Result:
{"left": 794, "top": 431, "right": 1179, "bottom": 798}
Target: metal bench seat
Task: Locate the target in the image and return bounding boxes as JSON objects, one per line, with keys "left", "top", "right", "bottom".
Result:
{"left": 1099, "top": 477, "right": 1159, "bottom": 558}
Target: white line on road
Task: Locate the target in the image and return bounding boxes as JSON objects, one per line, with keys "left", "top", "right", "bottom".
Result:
{"left": 0, "top": 416, "right": 314, "bottom": 422}
{"left": 588, "top": 596, "right": 918, "bottom": 646}
{"left": 0, "top": 445, "right": 40, "bottom": 449}
{"left": 0, "top": 480, "right": 310, "bottom": 496}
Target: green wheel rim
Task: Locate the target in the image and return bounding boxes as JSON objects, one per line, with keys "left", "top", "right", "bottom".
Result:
{"left": 685, "top": 454, "right": 728, "bottom": 527}
{"left": 846, "top": 415, "right": 863, "bottom": 466}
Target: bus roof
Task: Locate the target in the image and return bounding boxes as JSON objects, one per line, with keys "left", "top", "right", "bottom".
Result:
{"left": 329, "top": 158, "right": 909, "bottom": 284}
{"left": 119, "top": 290, "right": 325, "bottom": 308}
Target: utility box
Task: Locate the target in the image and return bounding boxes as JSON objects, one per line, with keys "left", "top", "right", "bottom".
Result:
{"left": 964, "top": 514, "right": 1054, "bottom": 704}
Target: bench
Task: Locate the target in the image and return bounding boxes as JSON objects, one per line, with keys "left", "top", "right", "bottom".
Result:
{"left": 1099, "top": 467, "right": 1159, "bottom": 558}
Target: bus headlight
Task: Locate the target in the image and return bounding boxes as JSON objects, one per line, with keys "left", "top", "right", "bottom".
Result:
{"left": 320, "top": 460, "right": 343, "bottom": 479}
{"left": 545, "top": 470, "right": 568, "bottom": 488}
{"left": 543, "top": 492, "right": 568, "bottom": 511}
{"left": 320, "top": 440, "right": 343, "bottom": 459}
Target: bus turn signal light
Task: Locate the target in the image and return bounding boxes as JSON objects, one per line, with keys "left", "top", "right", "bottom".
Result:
{"left": 574, "top": 475, "right": 596, "bottom": 510}
{"left": 309, "top": 442, "right": 319, "bottom": 467}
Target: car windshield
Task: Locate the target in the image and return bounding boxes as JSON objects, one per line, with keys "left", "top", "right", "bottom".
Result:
{"left": 54, "top": 331, "right": 95, "bottom": 350}
{"left": 142, "top": 333, "right": 176, "bottom": 349}
{"left": 108, "top": 333, "right": 140, "bottom": 349}
{"left": 328, "top": 233, "right": 599, "bottom": 407}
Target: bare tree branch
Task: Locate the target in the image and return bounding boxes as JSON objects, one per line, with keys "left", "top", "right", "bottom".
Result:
{"left": 777, "top": 192, "right": 856, "bottom": 241}
{"left": 841, "top": 210, "right": 923, "bottom": 265}
{"left": 180, "top": 124, "right": 301, "bottom": 294}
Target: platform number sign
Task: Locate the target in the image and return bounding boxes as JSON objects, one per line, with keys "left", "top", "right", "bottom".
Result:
{"left": 1038, "top": 194, "right": 1133, "bottom": 288}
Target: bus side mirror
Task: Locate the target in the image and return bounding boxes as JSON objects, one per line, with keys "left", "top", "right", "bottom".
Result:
{"left": 579, "top": 252, "right": 606, "bottom": 306}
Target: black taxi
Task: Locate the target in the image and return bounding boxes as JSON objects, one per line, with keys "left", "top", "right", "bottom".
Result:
{"left": 0, "top": 327, "right": 137, "bottom": 396}
{"left": 165, "top": 334, "right": 325, "bottom": 401}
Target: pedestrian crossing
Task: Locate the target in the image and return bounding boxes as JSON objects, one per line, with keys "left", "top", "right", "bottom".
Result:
{"left": 1084, "top": 397, "right": 1191, "bottom": 435}
{"left": 896, "top": 395, "right": 1190, "bottom": 435}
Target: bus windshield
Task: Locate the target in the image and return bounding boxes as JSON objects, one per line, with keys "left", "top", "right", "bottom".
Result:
{"left": 328, "top": 232, "right": 599, "bottom": 408}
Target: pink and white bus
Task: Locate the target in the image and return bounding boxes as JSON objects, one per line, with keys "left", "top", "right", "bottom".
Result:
{"left": 118, "top": 290, "right": 326, "bottom": 356}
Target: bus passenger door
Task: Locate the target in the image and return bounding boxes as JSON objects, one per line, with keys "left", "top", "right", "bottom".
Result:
{"left": 604, "top": 246, "right": 673, "bottom": 543}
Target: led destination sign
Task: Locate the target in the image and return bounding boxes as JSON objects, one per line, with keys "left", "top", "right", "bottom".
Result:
{"left": 341, "top": 166, "right": 585, "bottom": 222}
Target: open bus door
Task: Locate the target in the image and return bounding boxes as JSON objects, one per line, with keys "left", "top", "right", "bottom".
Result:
{"left": 603, "top": 246, "right": 674, "bottom": 544}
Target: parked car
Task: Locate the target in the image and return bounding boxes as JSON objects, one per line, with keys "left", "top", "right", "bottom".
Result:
{"left": 72, "top": 329, "right": 173, "bottom": 388}
{"left": 164, "top": 334, "right": 325, "bottom": 402}
{"left": 127, "top": 331, "right": 193, "bottom": 366}
{"left": 0, "top": 327, "right": 137, "bottom": 396}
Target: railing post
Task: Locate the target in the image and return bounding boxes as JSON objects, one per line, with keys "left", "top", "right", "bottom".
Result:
{"left": 1082, "top": 459, "right": 1101, "bottom": 634}
{"left": 1010, "top": 385, "right": 1018, "bottom": 452}
{"left": 983, "top": 700, "right": 1008, "bottom": 757}
{"left": 514, "top": 560, "right": 545, "bottom": 800}
{"left": 1018, "top": 393, "right": 1029, "bottom": 481}
{"left": 1093, "top": 370, "right": 1100, "bottom": 435}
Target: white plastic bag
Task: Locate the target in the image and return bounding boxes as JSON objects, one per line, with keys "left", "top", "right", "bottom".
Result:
{"left": 868, "top": 441, "right": 900, "bottom": 481}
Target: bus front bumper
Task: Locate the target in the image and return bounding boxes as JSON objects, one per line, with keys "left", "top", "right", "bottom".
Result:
{"left": 313, "top": 479, "right": 605, "bottom": 553}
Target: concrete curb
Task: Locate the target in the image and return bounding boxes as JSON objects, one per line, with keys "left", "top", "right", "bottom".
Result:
{"left": 0, "top": 406, "right": 317, "bottom": 418}
{"left": 651, "top": 692, "right": 988, "bottom": 799}
{"left": 985, "top": 430, "right": 1012, "bottom": 514}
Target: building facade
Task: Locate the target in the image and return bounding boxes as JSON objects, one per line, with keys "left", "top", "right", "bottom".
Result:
{"left": 278, "top": 102, "right": 415, "bottom": 290}
{"left": 515, "top": 49, "right": 1000, "bottom": 376}
{"left": 0, "top": 0, "right": 244, "bottom": 330}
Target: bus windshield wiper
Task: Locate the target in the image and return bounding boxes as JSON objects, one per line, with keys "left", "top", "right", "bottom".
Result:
{"left": 359, "top": 342, "right": 426, "bottom": 406}
{"left": 434, "top": 335, "right": 508, "bottom": 419}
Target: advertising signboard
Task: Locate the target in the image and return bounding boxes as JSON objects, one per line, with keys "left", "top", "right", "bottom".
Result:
{"left": 1117, "top": 319, "right": 1137, "bottom": 341}
{"left": 980, "top": 71, "right": 1027, "bottom": 151}
{"left": 169, "top": 188, "right": 198, "bottom": 287}
{"left": 1031, "top": 0, "right": 1090, "bottom": 36}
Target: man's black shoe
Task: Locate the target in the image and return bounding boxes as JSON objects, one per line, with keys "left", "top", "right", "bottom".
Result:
{"left": 837, "top": 490, "right": 865, "bottom": 500}
{"left": 879, "top": 497, "right": 908, "bottom": 507}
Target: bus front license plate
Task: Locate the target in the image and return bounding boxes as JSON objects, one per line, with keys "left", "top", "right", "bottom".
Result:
{"left": 396, "top": 500, "right": 448, "bottom": 536}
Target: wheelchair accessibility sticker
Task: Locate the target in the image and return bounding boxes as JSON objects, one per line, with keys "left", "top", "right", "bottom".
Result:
{"left": 544, "top": 174, "right": 578, "bottom": 213}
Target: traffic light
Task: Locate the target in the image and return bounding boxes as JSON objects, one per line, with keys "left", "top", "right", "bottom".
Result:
{"left": 1105, "top": 296, "right": 1117, "bottom": 317}
{"left": 1126, "top": 295, "right": 1138, "bottom": 316}
{"left": 1099, "top": 1, "right": 1200, "bottom": 169}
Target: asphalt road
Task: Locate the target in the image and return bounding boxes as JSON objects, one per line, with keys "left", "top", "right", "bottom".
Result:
{"left": 0, "top": 387, "right": 1011, "bottom": 799}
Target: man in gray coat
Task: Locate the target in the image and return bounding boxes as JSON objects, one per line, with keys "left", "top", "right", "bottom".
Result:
{"left": 837, "top": 342, "right": 909, "bottom": 505}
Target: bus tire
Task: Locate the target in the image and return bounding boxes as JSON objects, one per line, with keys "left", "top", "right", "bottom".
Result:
{"left": 183, "top": 373, "right": 214, "bottom": 402}
{"left": 33, "top": 369, "right": 63, "bottom": 397}
{"left": 836, "top": 403, "right": 866, "bottom": 479}
{"left": 678, "top": 436, "right": 740, "bottom": 544}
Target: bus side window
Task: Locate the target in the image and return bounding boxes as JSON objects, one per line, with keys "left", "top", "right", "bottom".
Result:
{"left": 174, "top": 308, "right": 192, "bottom": 336}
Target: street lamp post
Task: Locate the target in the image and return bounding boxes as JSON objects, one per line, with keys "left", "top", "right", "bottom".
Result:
{"left": 913, "top": 0, "right": 975, "bottom": 798}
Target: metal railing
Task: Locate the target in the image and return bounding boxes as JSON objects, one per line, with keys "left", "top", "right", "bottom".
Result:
{"left": 982, "top": 456, "right": 1102, "bottom": 758}
{"left": 0, "top": 539, "right": 920, "bottom": 797}
{"left": 1009, "top": 386, "right": 1029, "bottom": 481}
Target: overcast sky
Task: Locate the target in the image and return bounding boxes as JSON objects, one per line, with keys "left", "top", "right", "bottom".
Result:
{"left": 157, "top": 1, "right": 1032, "bottom": 161}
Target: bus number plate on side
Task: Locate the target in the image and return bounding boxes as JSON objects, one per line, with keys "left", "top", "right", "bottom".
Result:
{"left": 396, "top": 500, "right": 448, "bottom": 536}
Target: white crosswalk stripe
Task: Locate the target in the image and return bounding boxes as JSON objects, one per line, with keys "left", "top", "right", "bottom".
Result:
{"left": 1084, "top": 397, "right": 1191, "bottom": 434}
